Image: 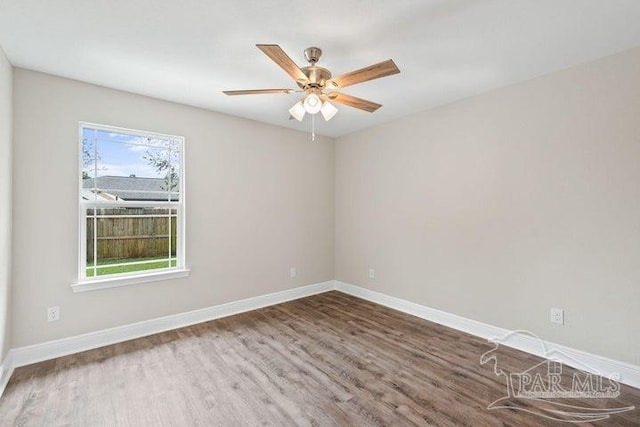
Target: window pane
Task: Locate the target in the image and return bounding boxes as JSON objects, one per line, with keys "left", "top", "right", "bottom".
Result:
{"left": 86, "top": 207, "right": 177, "bottom": 277}
{"left": 82, "top": 129, "right": 181, "bottom": 203}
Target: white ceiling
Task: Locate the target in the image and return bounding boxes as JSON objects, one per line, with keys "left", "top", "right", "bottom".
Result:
{"left": 1, "top": 1, "right": 640, "bottom": 138}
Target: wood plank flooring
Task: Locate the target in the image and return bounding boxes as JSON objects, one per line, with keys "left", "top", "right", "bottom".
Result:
{"left": 1, "top": 291, "right": 639, "bottom": 426}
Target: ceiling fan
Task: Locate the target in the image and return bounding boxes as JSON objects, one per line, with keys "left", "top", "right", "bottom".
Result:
{"left": 223, "top": 44, "right": 400, "bottom": 122}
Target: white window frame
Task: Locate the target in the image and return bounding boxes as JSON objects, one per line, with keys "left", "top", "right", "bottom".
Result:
{"left": 73, "top": 122, "right": 189, "bottom": 292}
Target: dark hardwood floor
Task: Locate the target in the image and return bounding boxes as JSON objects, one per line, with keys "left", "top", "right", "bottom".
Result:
{"left": 1, "top": 291, "right": 639, "bottom": 426}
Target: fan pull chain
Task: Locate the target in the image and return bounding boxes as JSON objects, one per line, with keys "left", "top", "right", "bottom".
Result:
{"left": 311, "top": 114, "right": 315, "bottom": 142}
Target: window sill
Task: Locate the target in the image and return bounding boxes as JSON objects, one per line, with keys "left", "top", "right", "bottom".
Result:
{"left": 72, "top": 268, "right": 190, "bottom": 293}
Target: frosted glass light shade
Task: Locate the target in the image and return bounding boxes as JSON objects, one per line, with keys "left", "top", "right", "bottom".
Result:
{"left": 289, "top": 101, "right": 306, "bottom": 121}
{"left": 303, "top": 93, "right": 322, "bottom": 114}
{"left": 320, "top": 101, "right": 338, "bottom": 121}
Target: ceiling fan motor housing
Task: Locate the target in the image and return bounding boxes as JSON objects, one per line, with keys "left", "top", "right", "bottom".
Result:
{"left": 296, "top": 47, "right": 332, "bottom": 90}
{"left": 299, "top": 66, "right": 332, "bottom": 89}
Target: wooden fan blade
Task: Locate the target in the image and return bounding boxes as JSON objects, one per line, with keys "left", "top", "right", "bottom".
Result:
{"left": 327, "top": 92, "right": 382, "bottom": 113}
{"left": 223, "top": 89, "right": 295, "bottom": 96}
{"left": 256, "top": 44, "right": 309, "bottom": 84}
{"left": 330, "top": 59, "right": 400, "bottom": 89}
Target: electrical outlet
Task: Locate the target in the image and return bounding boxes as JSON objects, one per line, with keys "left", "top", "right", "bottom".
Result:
{"left": 368, "top": 268, "right": 375, "bottom": 279}
{"left": 290, "top": 267, "right": 297, "bottom": 278}
{"left": 550, "top": 307, "right": 564, "bottom": 325}
{"left": 47, "top": 306, "right": 60, "bottom": 322}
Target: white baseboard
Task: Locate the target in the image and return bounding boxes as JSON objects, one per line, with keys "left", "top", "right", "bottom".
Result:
{"left": 7, "top": 280, "right": 335, "bottom": 374}
{"left": 0, "top": 350, "right": 14, "bottom": 398}
{"left": 335, "top": 281, "right": 640, "bottom": 390}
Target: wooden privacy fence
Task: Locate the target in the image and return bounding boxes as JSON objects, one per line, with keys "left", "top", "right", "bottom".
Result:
{"left": 86, "top": 208, "right": 177, "bottom": 262}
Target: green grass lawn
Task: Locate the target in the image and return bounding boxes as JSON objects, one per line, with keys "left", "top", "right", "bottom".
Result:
{"left": 86, "top": 256, "right": 177, "bottom": 277}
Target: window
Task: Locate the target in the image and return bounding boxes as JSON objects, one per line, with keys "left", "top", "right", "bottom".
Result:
{"left": 75, "top": 123, "right": 187, "bottom": 291}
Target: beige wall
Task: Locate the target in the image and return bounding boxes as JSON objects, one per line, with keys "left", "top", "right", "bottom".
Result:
{"left": 9, "top": 47, "right": 640, "bottom": 367}
{"left": 0, "top": 47, "right": 12, "bottom": 360}
{"left": 335, "top": 47, "right": 640, "bottom": 365}
{"left": 12, "top": 69, "right": 334, "bottom": 347}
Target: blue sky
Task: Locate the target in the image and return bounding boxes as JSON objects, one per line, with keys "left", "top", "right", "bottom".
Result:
{"left": 82, "top": 128, "right": 180, "bottom": 179}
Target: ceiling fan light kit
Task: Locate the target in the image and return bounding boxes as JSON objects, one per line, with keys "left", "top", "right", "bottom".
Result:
{"left": 224, "top": 44, "right": 400, "bottom": 136}
{"left": 288, "top": 92, "right": 338, "bottom": 123}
